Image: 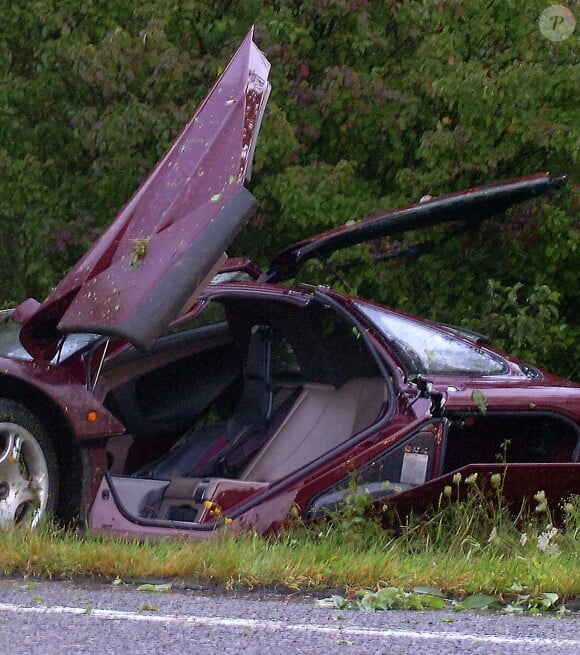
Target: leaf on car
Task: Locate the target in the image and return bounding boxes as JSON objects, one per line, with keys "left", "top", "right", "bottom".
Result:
{"left": 471, "top": 389, "right": 488, "bottom": 413}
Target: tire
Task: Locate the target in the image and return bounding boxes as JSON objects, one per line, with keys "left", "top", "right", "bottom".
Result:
{"left": 0, "top": 399, "right": 59, "bottom": 529}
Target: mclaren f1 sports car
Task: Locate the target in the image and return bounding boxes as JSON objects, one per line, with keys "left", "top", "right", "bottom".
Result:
{"left": 0, "top": 30, "right": 578, "bottom": 538}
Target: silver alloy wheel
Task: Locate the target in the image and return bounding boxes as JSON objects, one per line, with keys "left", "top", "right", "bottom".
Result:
{"left": 0, "top": 421, "right": 50, "bottom": 529}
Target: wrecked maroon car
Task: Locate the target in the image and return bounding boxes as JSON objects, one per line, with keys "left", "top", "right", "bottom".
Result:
{"left": 0, "top": 30, "right": 578, "bottom": 538}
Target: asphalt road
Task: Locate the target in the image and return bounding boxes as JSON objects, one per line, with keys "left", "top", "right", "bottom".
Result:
{"left": 0, "top": 579, "right": 578, "bottom": 655}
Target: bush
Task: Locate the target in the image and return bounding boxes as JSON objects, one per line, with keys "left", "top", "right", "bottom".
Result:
{"left": 1, "top": 1, "right": 577, "bottom": 377}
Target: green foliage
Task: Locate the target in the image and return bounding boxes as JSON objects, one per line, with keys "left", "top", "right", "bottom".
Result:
{"left": 318, "top": 587, "right": 569, "bottom": 614}
{"left": 466, "top": 280, "right": 577, "bottom": 377}
{"left": 0, "top": 0, "right": 577, "bottom": 377}
{"left": 317, "top": 585, "right": 447, "bottom": 611}
{"left": 315, "top": 477, "right": 576, "bottom": 614}
{"left": 0, "top": 1, "right": 255, "bottom": 301}
{"left": 298, "top": 478, "right": 390, "bottom": 552}
{"left": 251, "top": 159, "right": 379, "bottom": 252}
{"left": 0, "top": 490, "right": 578, "bottom": 602}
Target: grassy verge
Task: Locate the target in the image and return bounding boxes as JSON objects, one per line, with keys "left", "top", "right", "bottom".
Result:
{"left": 0, "top": 482, "right": 578, "bottom": 603}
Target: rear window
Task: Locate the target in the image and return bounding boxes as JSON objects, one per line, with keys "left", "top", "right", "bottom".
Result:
{"left": 356, "top": 303, "right": 507, "bottom": 375}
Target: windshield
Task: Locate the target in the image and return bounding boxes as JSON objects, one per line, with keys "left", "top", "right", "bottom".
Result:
{"left": 356, "top": 302, "right": 507, "bottom": 375}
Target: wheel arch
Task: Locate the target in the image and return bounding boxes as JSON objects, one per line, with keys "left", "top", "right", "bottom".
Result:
{"left": 0, "top": 373, "right": 87, "bottom": 525}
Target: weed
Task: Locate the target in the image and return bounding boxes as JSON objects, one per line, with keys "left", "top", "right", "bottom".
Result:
{"left": 395, "top": 471, "right": 519, "bottom": 557}
{"left": 561, "top": 495, "right": 580, "bottom": 540}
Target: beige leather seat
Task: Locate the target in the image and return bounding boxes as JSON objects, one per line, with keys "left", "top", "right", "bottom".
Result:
{"left": 140, "top": 377, "right": 388, "bottom": 521}
{"left": 239, "top": 377, "right": 387, "bottom": 482}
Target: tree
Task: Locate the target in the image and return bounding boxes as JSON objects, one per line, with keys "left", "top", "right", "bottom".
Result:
{"left": 1, "top": 0, "right": 578, "bottom": 376}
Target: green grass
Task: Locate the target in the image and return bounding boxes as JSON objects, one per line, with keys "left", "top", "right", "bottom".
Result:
{"left": 0, "top": 484, "right": 578, "bottom": 602}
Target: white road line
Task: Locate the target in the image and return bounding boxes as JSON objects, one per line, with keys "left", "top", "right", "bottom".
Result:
{"left": 0, "top": 602, "right": 576, "bottom": 648}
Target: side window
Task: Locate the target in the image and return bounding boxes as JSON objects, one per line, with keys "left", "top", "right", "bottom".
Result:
{"left": 270, "top": 332, "right": 302, "bottom": 382}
